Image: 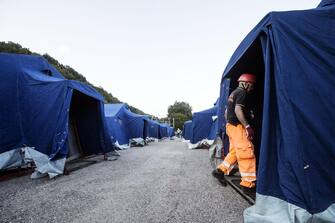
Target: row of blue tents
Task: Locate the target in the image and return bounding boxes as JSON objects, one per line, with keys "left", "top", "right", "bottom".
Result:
{"left": 182, "top": 100, "right": 219, "bottom": 149}
{"left": 184, "top": 1, "right": 335, "bottom": 221}
{"left": 104, "top": 103, "right": 174, "bottom": 148}
{"left": 0, "top": 53, "right": 174, "bottom": 179}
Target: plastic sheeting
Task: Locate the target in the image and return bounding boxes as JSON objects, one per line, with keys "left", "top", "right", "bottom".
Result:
{"left": 114, "top": 141, "right": 131, "bottom": 150}
{"left": 219, "top": 1, "right": 335, "bottom": 220}
{"left": 244, "top": 194, "right": 335, "bottom": 223}
{"left": 129, "top": 138, "right": 145, "bottom": 147}
{"left": 0, "top": 148, "right": 25, "bottom": 170}
{"left": 188, "top": 139, "right": 214, "bottom": 150}
{"left": 26, "top": 147, "right": 66, "bottom": 179}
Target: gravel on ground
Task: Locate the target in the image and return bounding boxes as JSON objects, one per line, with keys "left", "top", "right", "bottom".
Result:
{"left": 0, "top": 139, "right": 249, "bottom": 223}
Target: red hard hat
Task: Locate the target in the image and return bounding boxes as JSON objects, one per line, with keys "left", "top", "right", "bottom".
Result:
{"left": 238, "top": 73, "right": 256, "bottom": 83}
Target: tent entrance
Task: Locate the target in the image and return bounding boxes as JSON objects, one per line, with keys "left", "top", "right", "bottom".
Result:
{"left": 143, "top": 120, "right": 149, "bottom": 139}
{"left": 219, "top": 38, "right": 265, "bottom": 203}
{"left": 67, "top": 90, "right": 103, "bottom": 161}
{"left": 227, "top": 38, "right": 265, "bottom": 170}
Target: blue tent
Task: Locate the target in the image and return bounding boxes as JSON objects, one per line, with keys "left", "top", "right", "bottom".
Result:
{"left": 190, "top": 102, "right": 218, "bottom": 144}
{"left": 124, "top": 110, "right": 146, "bottom": 141}
{"left": 167, "top": 126, "right": 175, "bottom": 137}
{"left": 143, "top": 116, "right": 159, "bottom": 139}
{"left": 219, "top": 1, "right": 335, "bottom": 221}
{"left": 0, "top": 53, "right": 114, "bottom": 178}
{"left": 144, "top": 117, "right": 160, "bottom": 139}
{"left": 104, "top": 104, "right": 129, "bottom": 146}
{"left": 182, "top": 120, "right": 192, "bottom": 140}
{"left": 158, "top": 123, "right": 168, "bottom": 139}
{"left": 104, "top": 103, "right": 146, "bottom": 146}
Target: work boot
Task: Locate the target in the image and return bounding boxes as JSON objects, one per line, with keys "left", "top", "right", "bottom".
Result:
{"left": 212, "top": 169, "right": 227, "bottom": 186}
{"left": 228, "top": 166, "right": 239, "bottom": 176}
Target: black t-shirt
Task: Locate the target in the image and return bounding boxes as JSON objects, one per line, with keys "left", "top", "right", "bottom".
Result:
{"left": 226, "top": 87, "right": 251, "bottom": 126}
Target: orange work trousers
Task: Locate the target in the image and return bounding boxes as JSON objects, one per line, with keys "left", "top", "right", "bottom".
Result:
{"left": 218, "top": 123, "right": 256, "bottom": 188}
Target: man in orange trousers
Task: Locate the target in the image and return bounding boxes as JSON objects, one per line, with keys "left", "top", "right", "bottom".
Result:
{"left": 212, "top": 73, "right": 256, "bottom": 194}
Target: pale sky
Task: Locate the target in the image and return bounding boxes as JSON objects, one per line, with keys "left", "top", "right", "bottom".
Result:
{"left": 1, "top": 0, "right": 320, "bottom": 117}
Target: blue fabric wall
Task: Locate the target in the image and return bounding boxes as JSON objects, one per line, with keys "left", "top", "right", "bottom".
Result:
{"left": 145, "top": 119, "right": 159, "bottom": 138}
{"left": 167, "top": 127, "right": 174, "bottom": 137}
{"left": 208, "top": 118, "right": 218, "bottom": 140}
{"left": 122, "top": 108, "right": 145, "bottom": 140}
{"left": 105, "top": 104, "right": 130, "bottom": 145}
{"left": 183, "top": 121, "right": 192, "bottom": 140}
{"left": 190, "top": 104, "right": 218, "bottom": 144}
{"left": 159, "top": 124, "right": 168, "bottom": 138}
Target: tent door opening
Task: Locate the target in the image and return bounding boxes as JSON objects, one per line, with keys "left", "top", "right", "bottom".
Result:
{"left": 67, "top": 90, "right": 103, "bottom": 161}
{"left": 143, "top": 120, "right": 149, "bottom": 139}
{"left": 219, "top": 38, "right": 265, "bottom": 203}
{"left": 226, "top": 38, "right": 265, "bottom": 171}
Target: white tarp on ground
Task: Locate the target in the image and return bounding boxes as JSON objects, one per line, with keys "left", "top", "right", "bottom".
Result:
{"left": 115, "top": 141, "right": 131, "bottom": 150}
{"left": 188, "top": 139, "right": 214, "bottom": 149}
{"left": 0, "top": 148, "right": 26, "bottom": 170}
{"left": 105, "top": 150, "right": 120, "bottom": 161}
{"left": 145, "top": 137, "right": 157, "bottom": 143}
{"left": 0, "top": 147, "right": 65, "bottom": 178}
{"left": 244, "top": 194, "right": 335, "bottom": 222}
{"left": 1, "top": 147, "right": 120, "bottom": 179}
{"left": 25, "top": 147, "right": 66, "bottom": 179}
{"left": 129, "top": 138, "right": 145, "bottom": 147}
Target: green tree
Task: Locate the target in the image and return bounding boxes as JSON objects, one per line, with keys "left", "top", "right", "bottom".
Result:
{"left": 167, "top": 101, "right": 192, "bottom": 130}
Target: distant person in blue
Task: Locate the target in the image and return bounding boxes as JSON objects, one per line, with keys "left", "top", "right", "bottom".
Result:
{"left": 212, "top": 73, "right": 256, "bottom": 194}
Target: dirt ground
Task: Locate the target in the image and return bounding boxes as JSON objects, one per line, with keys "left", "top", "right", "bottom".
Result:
{"left": 0, "top": 139, "right": 249, "bottom": 223}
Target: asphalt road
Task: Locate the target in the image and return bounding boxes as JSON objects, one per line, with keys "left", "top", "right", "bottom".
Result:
{"left": 0, "top": 139, "right": 249, "bottom": 223}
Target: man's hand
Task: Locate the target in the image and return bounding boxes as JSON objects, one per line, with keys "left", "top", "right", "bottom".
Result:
{"left": 235, "top": 105, "right": 254, "bottom": 140}
{"left": 245, "top": 125, "right": 254, "bottom": 140}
